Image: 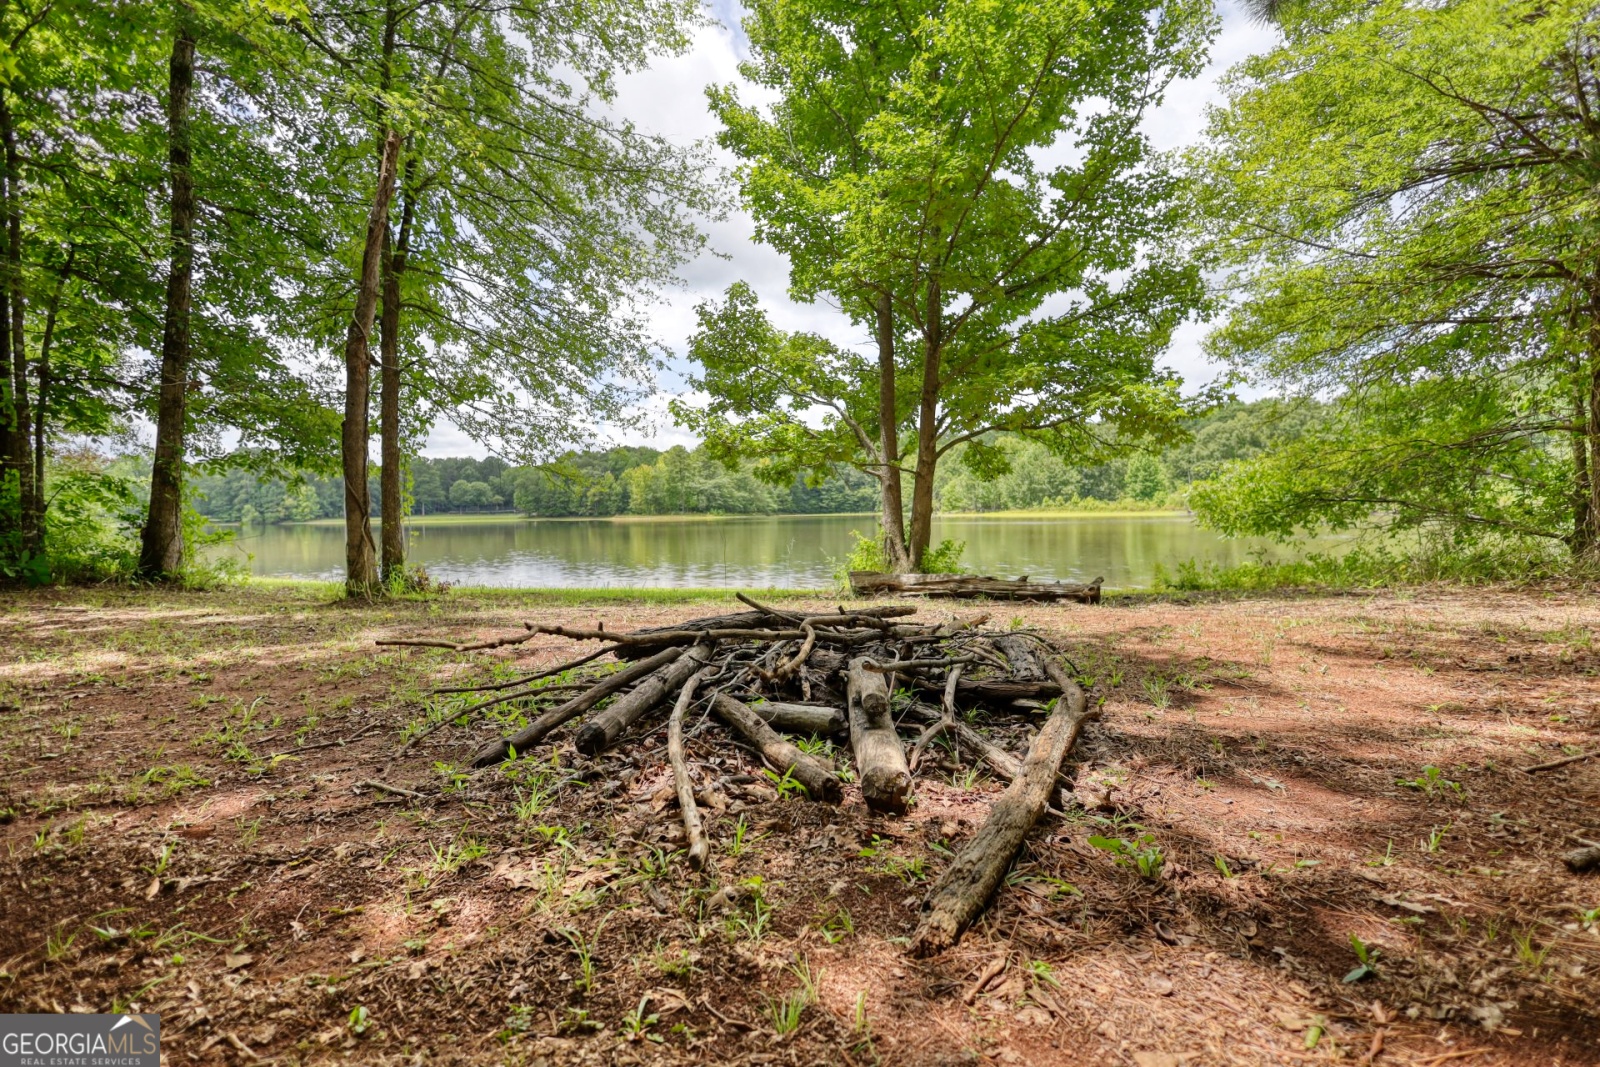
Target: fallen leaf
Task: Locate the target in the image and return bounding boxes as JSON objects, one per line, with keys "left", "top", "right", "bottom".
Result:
{"left": 1375, "top": 893, "right": 1435, "bottom": 915}
{"left": 224, "top": 954, "right": 254, "bottom": 971}
{"left": 1146, "top": 975, "right": 1174, "bottom": 996}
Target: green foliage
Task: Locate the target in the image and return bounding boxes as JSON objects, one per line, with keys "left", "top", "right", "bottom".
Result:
{"left": 1344, "top": 934, "right": 1379, "bottom": 983}
{"left": 683, "top": 0, "right": 1217, "bottom": 569}
{"left": 1088, "top": 832, "right": 1165, "bottom": 880}
{"left": 1191, "top": 0, "right": 1600, "bottom": 557}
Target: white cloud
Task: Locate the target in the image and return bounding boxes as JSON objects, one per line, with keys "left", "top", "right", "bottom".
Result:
{"left": 425, "top": 0, "right": 1277, "bottom": 458}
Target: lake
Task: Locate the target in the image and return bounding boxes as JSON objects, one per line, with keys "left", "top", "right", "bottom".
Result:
{"left": 211, "top": 512, "right": 1324, "bottom": 589}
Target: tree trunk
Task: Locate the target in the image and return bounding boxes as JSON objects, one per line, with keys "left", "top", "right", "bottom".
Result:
{"left": 0, "top": 93, "right": 34, "bottom": 555}
{"left": 908, "top": 281, "right": 941, "bottom": 571}
{"left": 1574, "top": 380, "right": 1593, "bottom": 557}
{"left": 876, "top": 291, "right": 911, "bottom": 572}
{"left": 33, "top": 247, "right": 71, "bottom": 515}
{"left": 341, "top": 128, "right": 402, "bottom": 596}
{"left": 378, "top": 154, "right": 415, "bottom": 584}
{"left": 138, "top": 25, "right": 197, "bottom": 579}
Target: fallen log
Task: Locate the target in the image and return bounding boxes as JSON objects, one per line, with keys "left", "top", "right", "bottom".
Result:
{"left": 712, "top": 693, "right": 842, "bottom": 803}
{"left": 911, "top": 672, "right": 1097, "bottom": 956}
{"left": 749, "top": 701, "right": 847, "bottom": 736}
{"left": 847, "top": 656, "right": 911, "bottom": 813}
{"left": 575, "top": 642, "right": 718, "bottom": 757}
{"left": 850, "top": 571, "right": 1103, "bottom": 604}
{"left": 670, "top": 667, "right": 717, "bottom": 869}
{"left": 992, "top": 634, "right": 1047, "bottom": 682}
{"left": 469, "top": 646, "right": 684, "bottom": 768}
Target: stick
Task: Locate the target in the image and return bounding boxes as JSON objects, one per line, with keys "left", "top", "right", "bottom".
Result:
{"left": 670, "top": 667, "right": 717, "bottom": 870}
{"left": 1524, "top": 749, "right": 1599, "bottom": 773}
{"left": 711, "top": 693, "right": 842, "bottom": 803}
{"left": 863, "top": 656, "right": 976, "bottom": 674}
{"left": 575, "top": 643, "right": 717, "bottom": 757}
{"left": 469, "top": 646, "right": 685, "bottom": 768}
{"left": 847, "top": 656, "right": 911, "bottom": 813}
{"left": 735, "top": 593, "right": 803, "bottom": 624}
{"left": 911, "top": 671, "right": 1096, "bottom": 956}
{"left": 963, "top": 956, "right": 1008, "bottom": 1004}
{"left": 429, "top": 646, "right": 612, "bottom": 693}
{"left": 354, "top": 779, "right": 424, "bottom": 799}
{"left": 910, "top": 664, "right": 963, "bottom": 774}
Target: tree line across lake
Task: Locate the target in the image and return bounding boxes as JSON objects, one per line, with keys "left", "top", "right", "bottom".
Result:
{"left": 3, "top": 0, "right": 1594, "bottom": 588}
{"left": 186, "top": 400, "right": 1317, "bottom": 524}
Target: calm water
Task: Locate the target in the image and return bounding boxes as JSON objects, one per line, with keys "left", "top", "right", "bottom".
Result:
{"left": 211, "top": 513, "right": 1325, "bottom": 589}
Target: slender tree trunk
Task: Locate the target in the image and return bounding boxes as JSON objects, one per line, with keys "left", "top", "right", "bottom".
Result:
{"left": 1572, "top": 351, "right": 1594, "bottom": 557}
{"left": 1587, "top": 353, "right": 1600, "bottom": 562}
{"left": 0, "top": 93, "right": 35, "bottom": 554}
{"left": 378, "top": 155, "right": 415, "bottom": 585}
{"left": 138, "top": 23, "right": 197, "bottom": 578}
{"left": 0, "top": 266, "right": 11, "bottom": 534}
{"left": 908, "top": 281, "right": 942, "bottom": 571}
{"left": 341, "top": 128, "right": 402, "bottom": 595}
{"left": 875, "top": 291, "right": 911, "bottom": 572}
{"left": 33, "top": 247, "right": 71, "bottom": 516}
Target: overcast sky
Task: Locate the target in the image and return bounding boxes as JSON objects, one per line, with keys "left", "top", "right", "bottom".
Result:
{"left": 420, "top": 0, "right": 1278, "bottom": 458}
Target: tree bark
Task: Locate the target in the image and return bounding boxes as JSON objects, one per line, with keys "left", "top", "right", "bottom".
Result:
{"left": 670, "top": 669, "right": 716, "bottom": 869}
{"left": 908, "top": 280, "right": 941, "bottom": 571}
{"left": 712, "top": 692, "right": 842, "bottom": 802}
{"left": 749, "top": 701, "right": 847, "bottom": 736}
{"left": 138, "top": 24, "right": 197, "bottom": 578}
{"left": 574, "top": 642, "right": 716, "bottom": 756}
{"left": 876, "top": 291, "right": 911, "bottom": 572}
{"left": 911, "top": 673, "right": 1094, "bottom": 956}
{"left": 33, "top": 247, "right": 71, "bottom": 514}
{"left": 0, "top": 92, "right": 34, "bottom": 554}
{"left": 470, "top": 646, "right": 684, "bottom": 768}
{"left": 341, "top": 128, "right": 402, "bottom": 595}
{"left": 850, "top": 571, "right": 1103, "bottom": 603}
{"left": 847, "top": 656, "right": 911, "bottom": 813}
{"left": 378, "top": 152, "right": 415, "bottom": 584}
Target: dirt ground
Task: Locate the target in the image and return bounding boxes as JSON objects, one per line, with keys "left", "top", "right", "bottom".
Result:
{"left": 2, "top": 583, "right": 1599, "bottom": 1066}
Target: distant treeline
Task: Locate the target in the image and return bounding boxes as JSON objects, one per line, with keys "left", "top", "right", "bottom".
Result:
{"left": 192, "top": 400, "right": 1319, "bottom": 524}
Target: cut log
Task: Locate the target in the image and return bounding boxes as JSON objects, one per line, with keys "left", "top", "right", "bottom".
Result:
{"left": 670, "top": 667, "right": 717, "bottom": 869}
{"left": 711, "top": 693, "right": 842, "bottom": 803}
{"left": 911, "top": 674, "right": 1097, "bottom": 957}
{"left": 850, "top": 571, "right": 1103, "bottom": 604}
{"left": 847, "top": 656, "right": 911, "bottom": 813}
{"left": 575, "top": 642, "right": 717, "bottom": 756}
{"left": 749, "top": 701, "right": 847, "bottom": 736}
{"left": 1565, "top": 845, "right": 1600, "bottom": 873}
{"left": 470, "top": 646, "right": 684, "bottom": 768}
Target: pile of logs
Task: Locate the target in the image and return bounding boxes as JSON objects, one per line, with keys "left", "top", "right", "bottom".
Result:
{"left": 378, "top": 595, "right": 1096, "bottom": 955}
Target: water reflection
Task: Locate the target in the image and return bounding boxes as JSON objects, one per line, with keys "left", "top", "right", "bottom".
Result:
{"left": 212, "top": 512, "right": 1326, "bottom": 589}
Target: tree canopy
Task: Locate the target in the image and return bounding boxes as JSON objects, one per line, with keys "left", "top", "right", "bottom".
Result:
{"left": 679, "top": 0, "right": 1215, "bottom": 571}
{"left": 1189, "top": 0, "right": 1600, "bottom": 555}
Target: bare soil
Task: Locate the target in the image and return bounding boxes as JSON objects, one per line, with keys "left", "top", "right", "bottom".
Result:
{"left": 2, "top": 583, "right": 1598, "bottom": 1066}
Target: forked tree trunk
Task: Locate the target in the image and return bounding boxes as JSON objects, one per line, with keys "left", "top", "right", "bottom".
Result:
{"left": 378, "top": 154, "right": 415, "bottom": 584}
{"left": 341, "top": 128, "right": 402, "bottom": 595}
{"left": 139, "top": 25, "right": 197, "bottom": 578}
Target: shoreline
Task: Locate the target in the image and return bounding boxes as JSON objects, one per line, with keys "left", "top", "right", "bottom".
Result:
{"left": 211, "top": 505, "right": 1187, "bottom": 529}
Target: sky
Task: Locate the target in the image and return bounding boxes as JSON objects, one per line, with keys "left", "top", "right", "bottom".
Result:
{"left": 419, "top": 1, "right": 1279, "bottom": 459}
